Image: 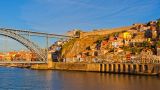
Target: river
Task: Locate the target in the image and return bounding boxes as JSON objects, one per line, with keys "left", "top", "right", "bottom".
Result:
{"left": 0, "top": 67, "right": 160, "bottom": 90}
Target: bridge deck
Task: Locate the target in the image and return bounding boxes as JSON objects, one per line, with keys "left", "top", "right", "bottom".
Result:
{"left": 0, "top": 28, "right": 72, "bottom": 38}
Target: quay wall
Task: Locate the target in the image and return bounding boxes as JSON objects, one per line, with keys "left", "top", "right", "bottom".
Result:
{"left": 31, "top": 62, "right": 160, "bottom": 76}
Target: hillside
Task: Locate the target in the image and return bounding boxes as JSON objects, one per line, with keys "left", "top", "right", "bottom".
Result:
{"left": 61, "top": 26, "right": 134, "bottom": 58}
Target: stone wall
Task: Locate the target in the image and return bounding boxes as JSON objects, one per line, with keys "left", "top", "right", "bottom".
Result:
{"left": 31, "top": 62, "right": 160, "bottom": 76}
{"left": 80, "top": 26, "right": 133, "bottom": 38}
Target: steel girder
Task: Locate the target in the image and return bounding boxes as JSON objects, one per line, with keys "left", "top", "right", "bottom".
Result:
{"left": 0, "top": 29, "right": 47, "bottom": 62}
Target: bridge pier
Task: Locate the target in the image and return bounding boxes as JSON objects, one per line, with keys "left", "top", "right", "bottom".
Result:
{"left": 47, "top": 52, "right": 53, "bottom": 69}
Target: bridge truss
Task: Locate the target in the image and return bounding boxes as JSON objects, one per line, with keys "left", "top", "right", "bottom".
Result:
{"left": 0, "top": 28, "right": 71, "bottom": 64}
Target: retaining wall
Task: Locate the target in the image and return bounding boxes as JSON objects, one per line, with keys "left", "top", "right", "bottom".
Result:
{"left": 31, "top": 62, "right": 160, "bottom": 76}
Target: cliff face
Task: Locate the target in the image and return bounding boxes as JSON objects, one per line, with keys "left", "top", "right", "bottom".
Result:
{"left": 61, "top": 26, "right": 133, "bottom": 58}
{"left": 61, "top": 35, "right": 103, "bottom": 58}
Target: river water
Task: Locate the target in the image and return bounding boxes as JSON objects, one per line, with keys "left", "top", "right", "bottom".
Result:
{"left": 0, "top": 67, "right": 160, "bottom": 90}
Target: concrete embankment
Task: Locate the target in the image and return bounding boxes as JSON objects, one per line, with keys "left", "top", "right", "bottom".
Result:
{"left": 31, "top": 62, "right": 160, "bottom": 76}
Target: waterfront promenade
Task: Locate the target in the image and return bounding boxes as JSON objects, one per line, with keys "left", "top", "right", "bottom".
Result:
{"left": 30, "top": 62, "right": 160, "bottom": 76}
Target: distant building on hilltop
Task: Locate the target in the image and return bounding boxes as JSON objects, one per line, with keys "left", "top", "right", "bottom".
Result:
{"left": 66, "top": 29, "right": 82, "bottom": 38}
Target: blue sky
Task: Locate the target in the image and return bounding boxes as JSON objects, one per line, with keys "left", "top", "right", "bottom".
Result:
{"left": 0, "top": 0, "right": 160, "bottom": 51}
{"left": 0, "top": 0, "right": 160, "bottom": 34}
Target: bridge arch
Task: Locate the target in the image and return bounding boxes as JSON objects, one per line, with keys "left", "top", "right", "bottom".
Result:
{"left": 0, "top": 28, "right": 47, "bottom": 62}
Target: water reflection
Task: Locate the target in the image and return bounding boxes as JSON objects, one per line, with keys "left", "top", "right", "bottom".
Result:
{"left": 0, "top": 67, "right": 160, "bottom": 90}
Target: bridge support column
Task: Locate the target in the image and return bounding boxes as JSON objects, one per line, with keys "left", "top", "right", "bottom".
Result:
{"left": 47, "top": 52, "right": 53, "bottom": 69}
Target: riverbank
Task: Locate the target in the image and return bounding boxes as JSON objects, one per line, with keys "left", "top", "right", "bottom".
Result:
{"left": 30, "top": 62, "right": 160, "bottom": 76}
{"left": 0, "top": 63, "right": 31, "bottom": 68}
{"left": 1, "top": 62, "right": 160, "bottom": 76}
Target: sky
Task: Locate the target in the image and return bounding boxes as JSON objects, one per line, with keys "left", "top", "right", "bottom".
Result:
{"left": 0, "top": 0, "right": 160, "bottom": 51}
{"left": 0, "top": 0, "right": 160, "bottom": 34}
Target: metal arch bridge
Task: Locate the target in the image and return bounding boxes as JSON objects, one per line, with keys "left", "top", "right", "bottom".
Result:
{"left": 0, "top": 28, "right": 72, "bottom": 64}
